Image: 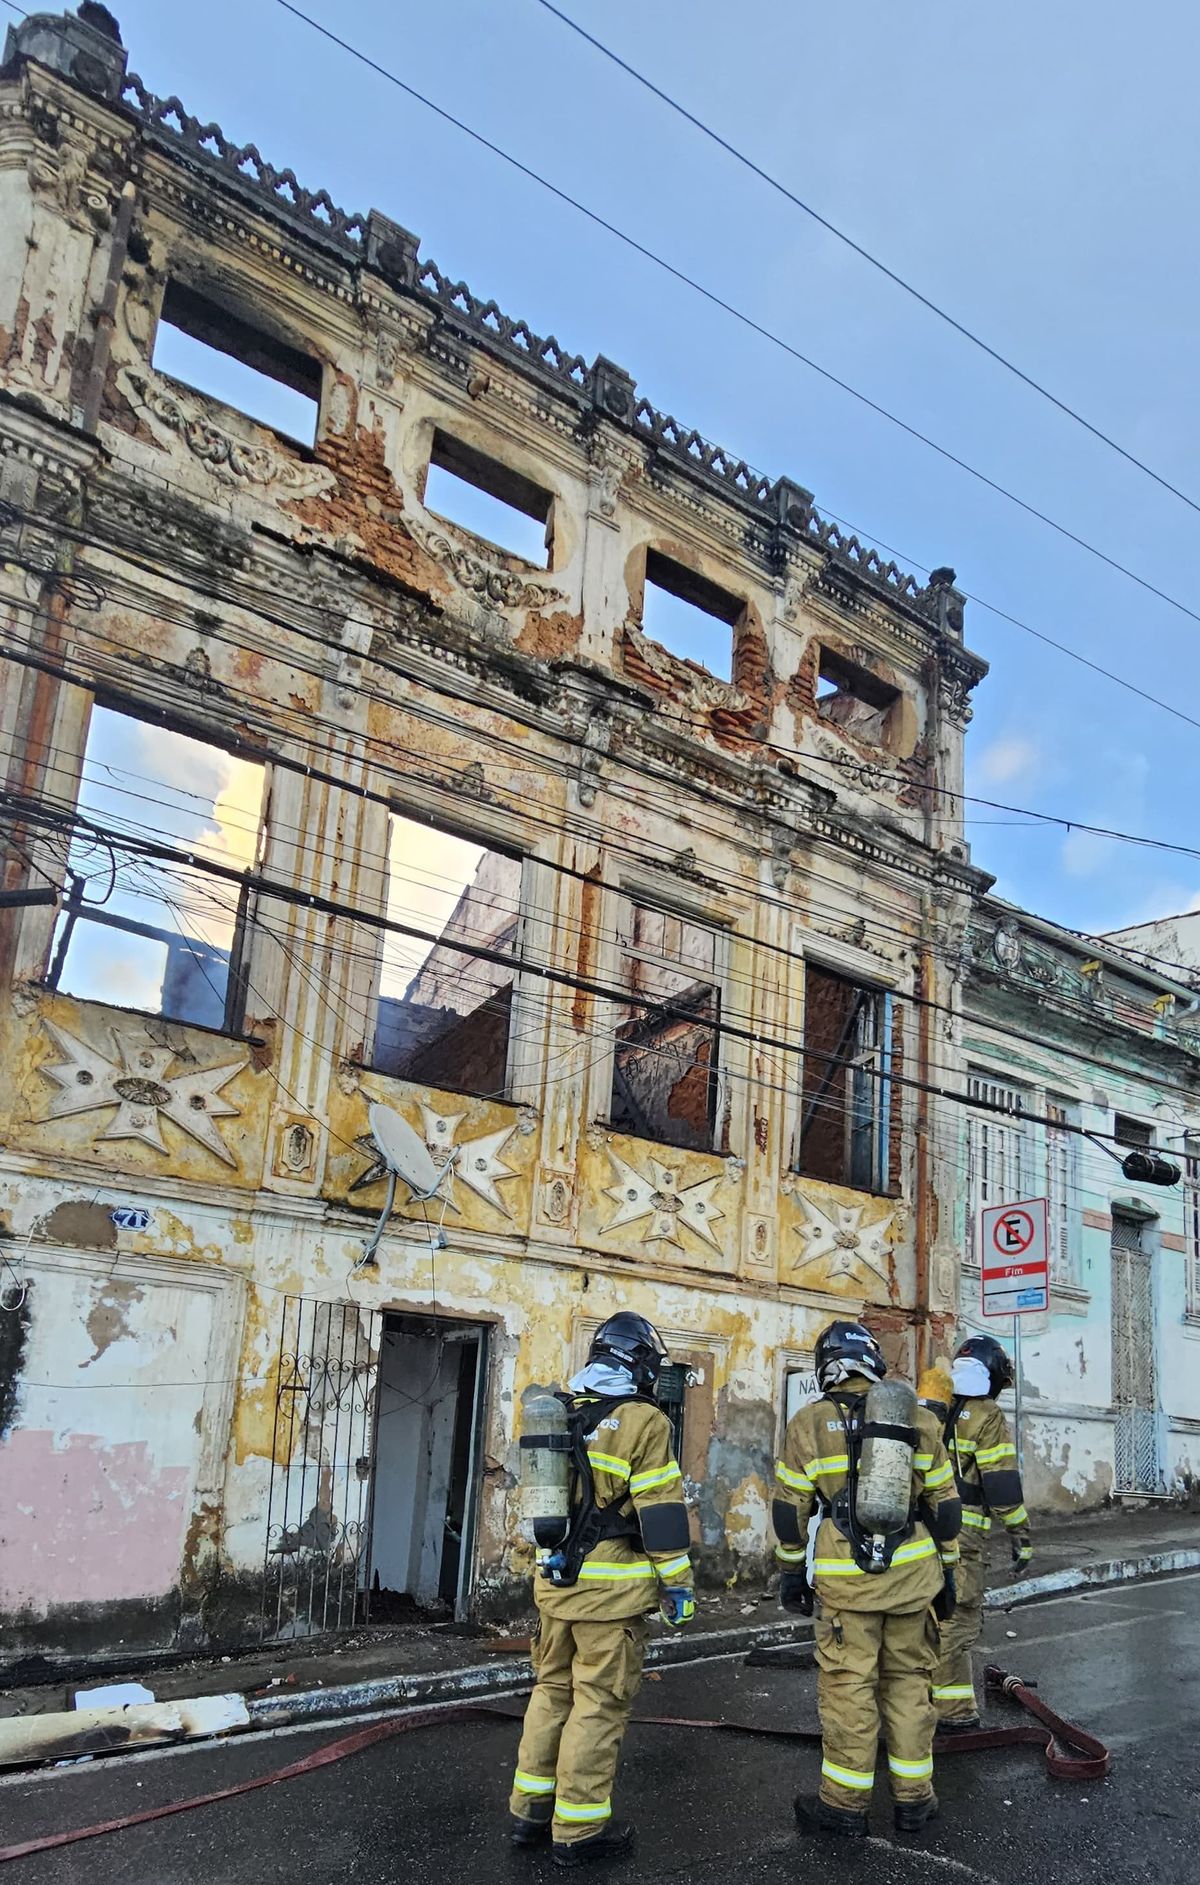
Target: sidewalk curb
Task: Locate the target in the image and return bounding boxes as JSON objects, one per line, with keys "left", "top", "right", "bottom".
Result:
{"left": 982, "top": 1545, "right": 1200, "bottom": 1609}
{"left": 246, "top": 1615, "right": 813, "bottom": 1727}
{"left": 250, "top": 1545, "right": 1200, "bottom": 1730}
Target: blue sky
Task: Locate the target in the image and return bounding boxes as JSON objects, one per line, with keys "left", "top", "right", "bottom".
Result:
{"left": 111, "top": 0, "right": 1200, "bottom": 937}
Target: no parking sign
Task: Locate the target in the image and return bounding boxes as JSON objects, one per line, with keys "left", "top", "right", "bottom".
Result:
{"left": 980, "top": 1198, "right": 1049, "bottom": 1317}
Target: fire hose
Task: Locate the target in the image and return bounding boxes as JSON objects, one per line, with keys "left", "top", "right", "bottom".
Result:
{"left": 0, "top": 1662, "right": 1108, "bottom": 1866}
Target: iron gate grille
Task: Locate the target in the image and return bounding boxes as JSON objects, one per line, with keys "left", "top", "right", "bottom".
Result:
{"left": 1111, "top": 1217, "right": 1161, "bottom": 1494}
{"left": 261, "top": 1295, "right": 382, "bottom": 1641}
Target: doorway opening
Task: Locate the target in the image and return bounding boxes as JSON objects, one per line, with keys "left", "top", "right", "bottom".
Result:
{"left": 368, "top": 1313, "right": 488, "bottom": 1622}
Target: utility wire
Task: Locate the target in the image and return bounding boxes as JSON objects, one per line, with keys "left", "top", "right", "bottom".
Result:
{"left": 531, "top": 0, "right": 1200, "bottom": 523}
{"left": 10, "top": 584, "right": 1200, "bottom": 1012}
{"left": 6, "top": 781, "right": 1191, "bottom": 1150}
{"left": 276, "top": 1, "right": 1200, "bottom": 636}
{"left": 10, "top": 622, "right": 1200, "bottom": 1024}
{"left": 7, "top": 493, "right": 1200, "bottom": 868}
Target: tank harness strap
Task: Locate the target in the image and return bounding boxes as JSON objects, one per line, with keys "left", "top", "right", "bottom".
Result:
{"left": 542, "top": 1392, "right": 652, "bottom": 1585}
{"left": 860, "top": 1420, "right": 919, "bottom": 1446}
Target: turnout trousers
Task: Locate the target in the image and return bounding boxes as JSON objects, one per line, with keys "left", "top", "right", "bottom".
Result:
{"left": 932, "top": 1544, "right": 985, "bottom": 1722}
{"left": 509, "top": 1614, "right": 649, "bottom": 1845}
{"left": 815, "top": 1605, "right": 939, "bottom": 1812}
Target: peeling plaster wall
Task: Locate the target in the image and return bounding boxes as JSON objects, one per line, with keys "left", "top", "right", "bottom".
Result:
{"left": 0, "top": 1241, "right": 243, "bottom": 1652}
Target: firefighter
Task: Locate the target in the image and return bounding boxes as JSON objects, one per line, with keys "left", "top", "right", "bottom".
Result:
{"left": 932, "top": 1332, "right": 1032, "bottom": 1732}
{"left": 509, "top": 1312, "right": 694, "bottom": 1866}
{"left": 773, "top": 1320, "right": 961, "bottom": 1837}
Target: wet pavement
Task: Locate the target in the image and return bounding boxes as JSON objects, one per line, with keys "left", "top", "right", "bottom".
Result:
{"left": 3, "top": 1572, "right": 1197, "bottom": 1883}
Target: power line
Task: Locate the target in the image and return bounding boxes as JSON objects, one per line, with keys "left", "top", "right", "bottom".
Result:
{"left": 10, "top": 563, "right": 1200, "bottom": 1022}
{"left": 7, "top": 780, "right": 1193, "bottom": 1152}
{"left": 275, "top": 0, "right": 1200, "bottom": 638}
{"left": 9, "top": 617, "right": 1200, "bottom": 1042}
{"left": 8, "top": 492, "right": 1200, "bottom": 873}
{"left": 18, "top": 651, "right": 1200, "bottom": 1057}
{"left": 530, "top": 0, "right": 1200, "bottom": 525}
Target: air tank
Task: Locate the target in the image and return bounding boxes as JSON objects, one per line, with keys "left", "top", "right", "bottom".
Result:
{"left": 855, "top": 1378, "right": 918, "bottom": 1537}
{"left": 519, "top": 1387, "right": 572, "bottom": 1548}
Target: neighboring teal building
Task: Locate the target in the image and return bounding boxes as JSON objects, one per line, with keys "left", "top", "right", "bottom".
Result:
{"left": 961, "top": 901, "right": 1200, "bottom": 1509}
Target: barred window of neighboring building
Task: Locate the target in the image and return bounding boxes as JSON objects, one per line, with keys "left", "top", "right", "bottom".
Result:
{"left": 1186, "top": 1155, "right": 1200, "bottom": 1321}
{"left": 1047, "top": 1097, "right": 1081, "bottom": 1288}
{"left": 966, "top": 1073, "right": 1031, "bottom": 1268}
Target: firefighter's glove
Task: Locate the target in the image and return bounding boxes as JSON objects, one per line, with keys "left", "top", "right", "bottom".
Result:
{"left": 779, "top": 1571, "right": 814, "bottom": 1616}
{"left": 1011, "top": 1542, "right": 1033, "bottom": 1580}
{"left": 660, "top": 1588, "right": 695, "bottom": 1629}
{"left": 933, "top": 1568, "right": 957, "bottom": 1621}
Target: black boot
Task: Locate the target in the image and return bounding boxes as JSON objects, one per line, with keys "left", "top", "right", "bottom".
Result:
{"left": 552, "top": 1822, "right": 634, "bottom": 1867}
{"left": 793, "top": 1796, "right": 869, "bottom": 1838}
{"left": 935, "top": 1715, "right": 980, "bottom": 1736}
{"left": 510, "top": 1813, "right": 552, "bottom": 1847}
{"left": 895, "top": 1793, "right": 940, "bottom": 1833}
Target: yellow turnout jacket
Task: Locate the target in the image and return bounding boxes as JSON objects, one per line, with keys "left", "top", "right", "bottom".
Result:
{"left": 945, "top": 1396, "right": 1031, "bottom": 1561}
{"left": 772, "top": 1372, "right": 961, "bottom": 1614}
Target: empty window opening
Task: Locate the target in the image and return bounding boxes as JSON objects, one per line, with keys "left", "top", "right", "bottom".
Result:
{"left": 795, "top": 964, "right": 891, "bottom": 1192}
{"left": 423, "top": 431, "right": 552, "bottom": 566}
{"left": 152, "top": 280, "right": 321, "bottom": 445}
{"left": 373, "top": 812, "right": 523, "bottom": 1100}
{"left": 49, "top": 706, "right": 265, "bottom": 1031}
{"left": 815, "top": 648, "right": 899, "bottom": 748}
{"left": 368, "top": 1314, "right": 487, "bottom": 1620}
{"left": 1114, "top": 1114, "right": 1153, "bottom": 1149}
{"left": 640, "top": 550, "right": 741, "bottom": 682}
{"left": 610, "top": 902, "right": 722, "bottom": 1153}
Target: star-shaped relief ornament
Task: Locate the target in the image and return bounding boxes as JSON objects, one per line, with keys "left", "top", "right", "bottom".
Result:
{"left": 791, "top": 1193, "right": 892, "bottom": 1287}
{"left": 602, "top": 1151, "right": 725, "bottom": 1252}
{"left": 350, "top": 1102, "right": 520, "bottom": 1220}
{"left": 39, "top": 1021, "right": 245, "bottom": 1167}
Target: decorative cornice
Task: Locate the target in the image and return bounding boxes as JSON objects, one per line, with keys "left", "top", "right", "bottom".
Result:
{"left": 3, "top": 41, "right": 969, "bottom": 638}
{"left": 408, "top": 518, "right": 564, "bottom": 613}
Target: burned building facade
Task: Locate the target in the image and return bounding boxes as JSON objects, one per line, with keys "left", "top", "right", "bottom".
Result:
{"left": 0, "top": 9, "right": 989, "bottom": 1656}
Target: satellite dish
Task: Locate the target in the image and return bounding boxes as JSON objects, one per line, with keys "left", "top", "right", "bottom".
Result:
{"left": 368, "top": 1102, "right": 441, "bottom": 1197}
{"left": 355, "top": 1103, "right": 457, "bottom": 1274}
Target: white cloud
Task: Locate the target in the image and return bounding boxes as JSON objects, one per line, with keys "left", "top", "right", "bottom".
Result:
{"left": 976, "top": 736, "right": 1041, "bottom": 786}
{"left": 1060, "top": 827, "right": 1117, "bottom": 879}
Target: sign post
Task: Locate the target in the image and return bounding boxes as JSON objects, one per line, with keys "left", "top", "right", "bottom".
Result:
{"left": 980, "top": 1197, "right": 1049, "bottom": 1475}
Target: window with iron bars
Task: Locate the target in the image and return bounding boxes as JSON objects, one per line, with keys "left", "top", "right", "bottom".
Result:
{"left": 965, "top": 1073, "right": 1032, "bottom": 1269}
{"left": 967, "top": 1075, "right": 1082, "bottom": 1289}
{"left": 1046, "top": 1096, "right": 1082, "bottom": 1288}
{"left": 1186, "top": 1155, "right": 1200, "bottom": 1322}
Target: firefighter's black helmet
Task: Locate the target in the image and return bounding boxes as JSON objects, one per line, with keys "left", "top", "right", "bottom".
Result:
{"left": 814, "top": 1319, "right": 887, "bottom": 1390}
{"left": 956, "top": 1332, "right": 1014, "bottom": 1397}
{"left": 589, "top": 1312, "right": 669, "bottom": 1391}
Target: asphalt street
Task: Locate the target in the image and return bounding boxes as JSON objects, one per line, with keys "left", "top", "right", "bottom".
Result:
{"left": 2, "top": 1574, "right": 1197, "bottom": 1884}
